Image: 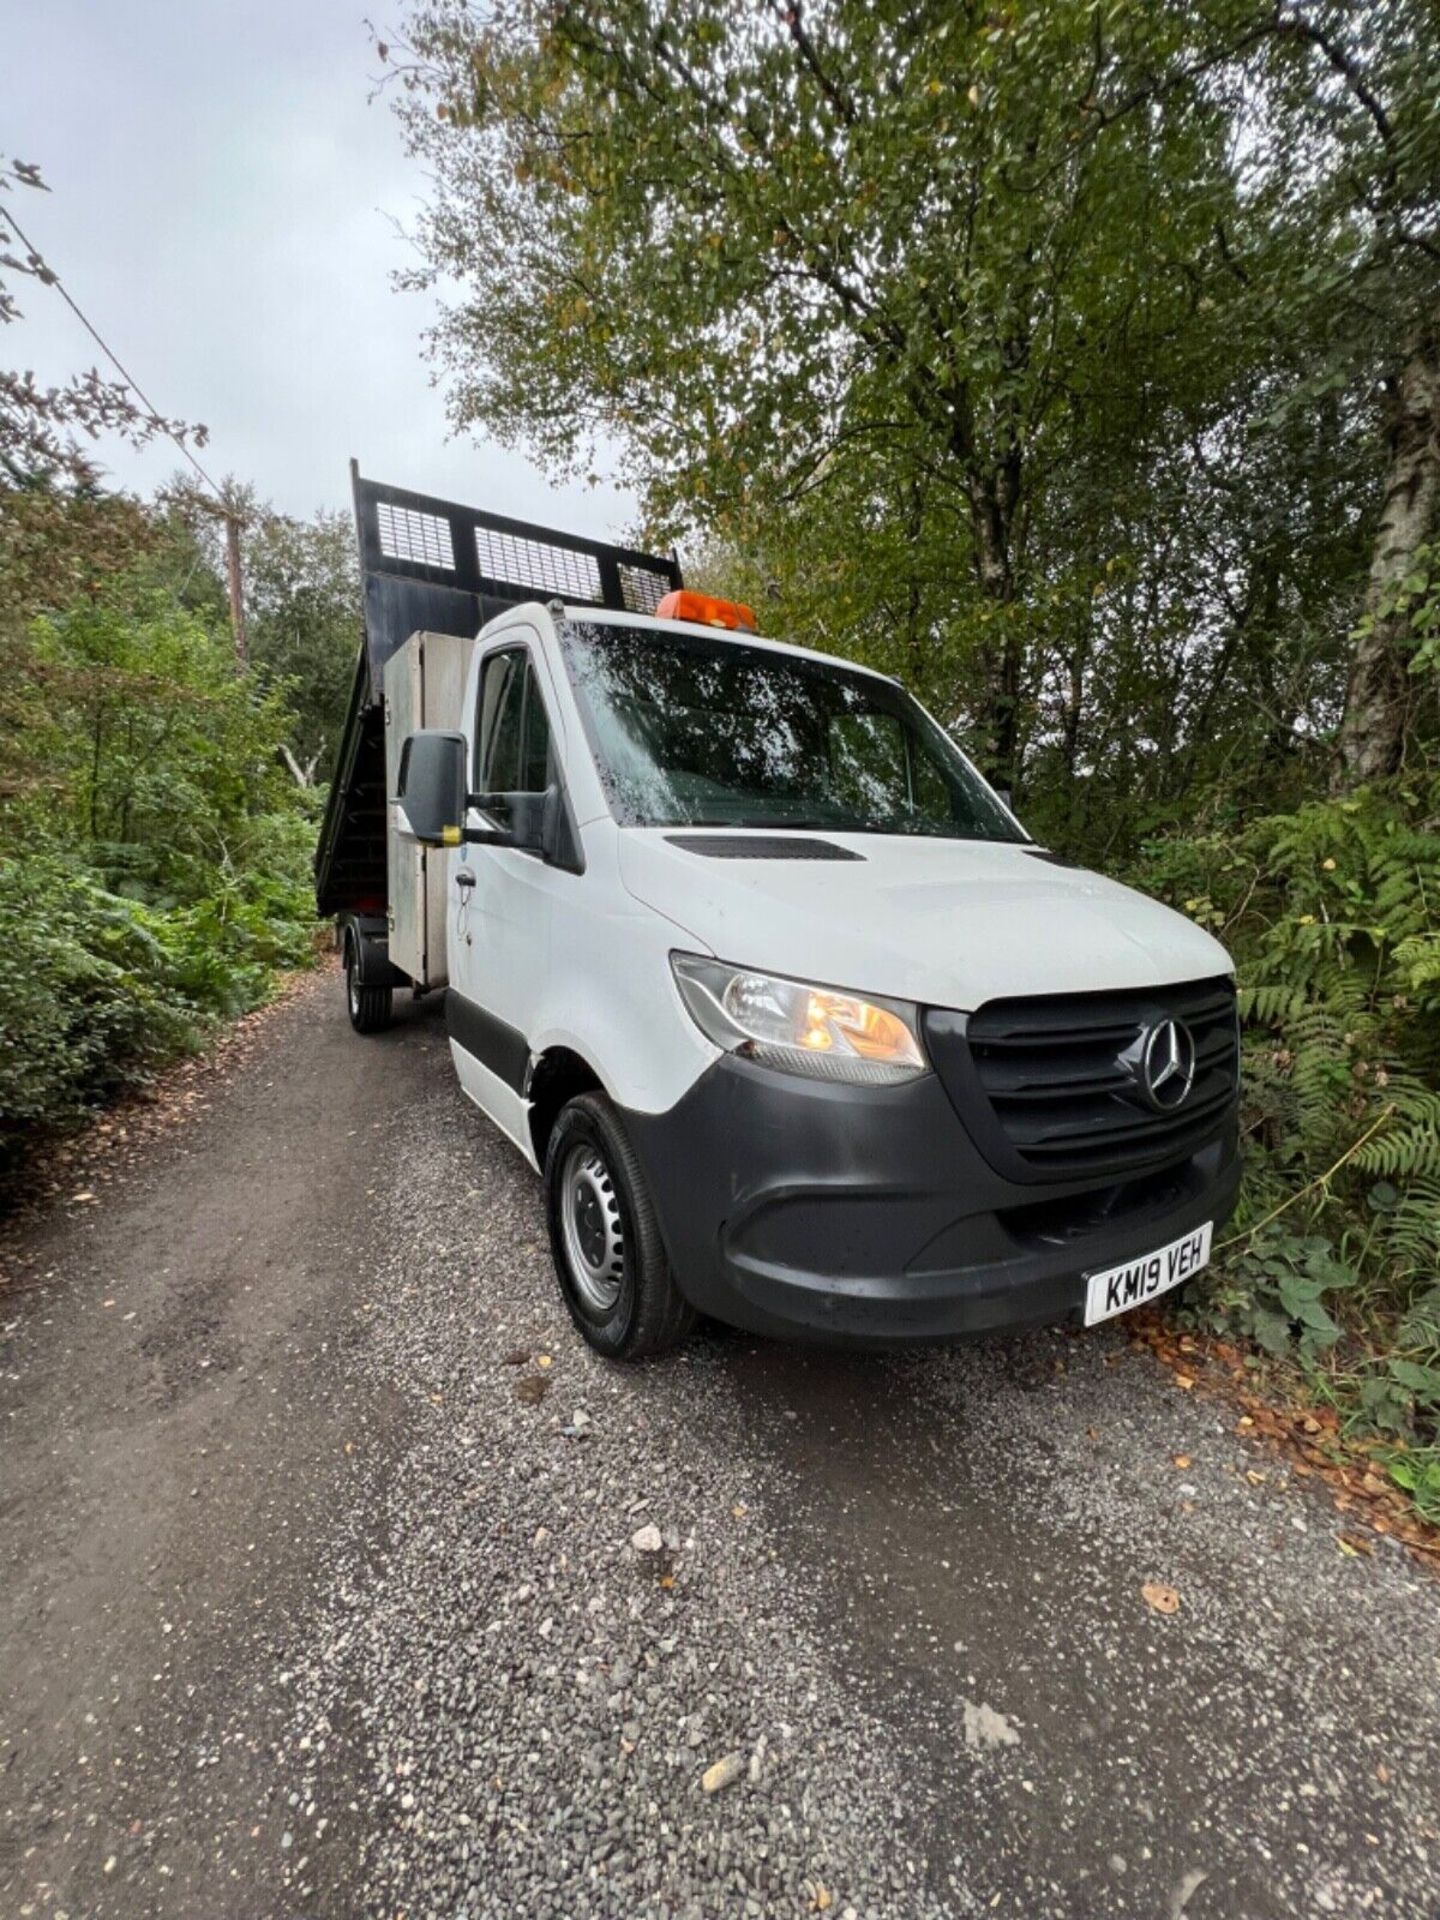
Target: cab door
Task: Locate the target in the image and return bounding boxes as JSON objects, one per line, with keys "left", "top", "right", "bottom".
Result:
{"left": 447, "top": 633, "right": 562, "bottom": 1162}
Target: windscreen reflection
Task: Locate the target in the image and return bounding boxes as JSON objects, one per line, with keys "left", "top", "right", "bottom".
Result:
{"left": 559, "top": 621, "right": 1024, "bottom": 842}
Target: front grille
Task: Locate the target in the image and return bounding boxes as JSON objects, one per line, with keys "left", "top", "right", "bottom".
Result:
{"left": 924, "top": 976, "right": 1238, "bottom": 1185}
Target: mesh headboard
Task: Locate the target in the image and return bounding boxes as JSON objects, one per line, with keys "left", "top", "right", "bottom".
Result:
{"left": 350, "top": 464, "right": 682, "bottom": 701}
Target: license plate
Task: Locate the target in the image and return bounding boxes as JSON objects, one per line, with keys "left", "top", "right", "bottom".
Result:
{"left": 1084, "top": 1221, "right": 1213, "bottom": 1327}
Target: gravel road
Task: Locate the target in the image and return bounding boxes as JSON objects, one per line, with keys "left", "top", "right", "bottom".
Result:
{"left": 3, "top": 969, "right": 1439, "bottom": 1920}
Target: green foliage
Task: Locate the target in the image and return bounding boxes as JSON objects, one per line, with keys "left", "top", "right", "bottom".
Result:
{"left": 1131, "top": 778, "right": 1440, "bottom": 1471}
{"left": 392, "top": 0, "right": 1438, "bottom": 793}
{"left": 0, "top": 569, "right": 318, "bottom": 1173}
{"left": 393, "top": 0, "right": 1290, "bottom": 783}
{"left": 0, "top": 854, "right": 199, "bottom": 1134}
{"left": 0, "top": 481, "right": 161, "bottom": 625}
{"left": 0, "top": 838, "right": 313, "bottom": 1149}
{"left": 169, "top": 483, "right": 361, "bottom": 782}
{"left": 243, "top": 507, "right": 360, "bottom": 783}
{"left": 1194, "top": 1229, "right": 1350, "bottom": 1366}
{"left": 1370, "top": 1283, "right": 1440, "bottom": 1522}
{"left": 1383, "top": 1449, "right": 1440, "bottom": 1526}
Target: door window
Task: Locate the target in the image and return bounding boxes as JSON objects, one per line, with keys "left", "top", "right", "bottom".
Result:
{"left": 476, "top": 650, "right": 525, "bottom": 792}
{"left": 475, "top": 647, "right": 554, "bottom": 828}
{"left": 520, "top": 669, "right": 552, "bottom": 792}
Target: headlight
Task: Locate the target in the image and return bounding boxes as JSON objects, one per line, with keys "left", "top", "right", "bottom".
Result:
{"left": 670, "top": 954, "right": 928, "bottom": 1086}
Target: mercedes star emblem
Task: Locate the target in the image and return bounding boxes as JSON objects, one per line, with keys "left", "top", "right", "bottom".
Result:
{"left": 1139, "top": 1018, "right": 1196, "bottom": 1111}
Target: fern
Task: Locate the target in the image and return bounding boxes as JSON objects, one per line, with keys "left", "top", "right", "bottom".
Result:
{"left": 1385, "top": 1178, "right": 1440, "bottom": 1279}
{"left": 1131, "top": 774, "right": 1440, "bottom": 1451}
{"left": 1356, "top": 1124, "right": 1440, "bottom": 1180}
{"left": 1239, "top": 983, "right": 1306, "bottom": 1025}
{"left": 1395, "top": 930, "right": 1440, "bottom": 1005}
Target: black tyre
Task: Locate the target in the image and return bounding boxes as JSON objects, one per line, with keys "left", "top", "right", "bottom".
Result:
{"left": 544, "top": 1091, "right": 695, "bottom": 1360}
{"left": 345, "top": 937, "right": 393, "bottom": 1034}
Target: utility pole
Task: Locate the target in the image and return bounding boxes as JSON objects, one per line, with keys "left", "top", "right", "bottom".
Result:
{"left": 187, "top": 490, "right": 250, "bottom": 670}
{"left": 223, "top": 510, "right": 249, "bottom": 668}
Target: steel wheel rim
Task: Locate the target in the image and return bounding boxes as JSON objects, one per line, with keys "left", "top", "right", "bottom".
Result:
{"left": 347, "top": 961, "right": 361, "bottom": 1016}
{"left": 559, "top": 1143, "right": 625, "bottom": 1314}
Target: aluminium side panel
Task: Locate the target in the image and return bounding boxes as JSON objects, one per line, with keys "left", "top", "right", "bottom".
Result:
{"left": 384, "top": 638, "right": 427, "bottom": 986}
{"left": 383, "top": 631, "right": 474, "bottom": 992}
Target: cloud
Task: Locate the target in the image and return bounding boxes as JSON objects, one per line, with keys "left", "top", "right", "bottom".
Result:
{"left": 4, "top": 0, "right": 637, "bottom": 537}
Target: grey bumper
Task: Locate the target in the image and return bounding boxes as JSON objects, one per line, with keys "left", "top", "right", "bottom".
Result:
{"left": 622, "top": 1056, "right": 1241, "bottom": 1345}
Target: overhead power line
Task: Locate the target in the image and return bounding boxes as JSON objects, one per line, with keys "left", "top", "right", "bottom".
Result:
{"left": 1, "top": 193, "right": 253, "bottom": 665}
{"left": 0, "top": 196, "right": 225, "bottom": 502}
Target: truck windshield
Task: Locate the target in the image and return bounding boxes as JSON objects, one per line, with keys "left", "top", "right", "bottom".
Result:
{"left": 559, "top": 621, "right": 1025, "bottom": 841}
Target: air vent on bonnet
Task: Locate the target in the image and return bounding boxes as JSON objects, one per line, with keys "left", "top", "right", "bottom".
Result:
{"left": 664, "top": 835, "right": 864, "bottom": 861}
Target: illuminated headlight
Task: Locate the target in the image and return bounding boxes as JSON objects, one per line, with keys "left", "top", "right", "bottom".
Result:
{"left": 670, "top": 954, "right": 928, "bottom": 1086}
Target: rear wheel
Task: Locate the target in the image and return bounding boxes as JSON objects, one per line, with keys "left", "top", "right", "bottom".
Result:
{"left": 345, "top": 936, "right": 393, "bottom": 1034}
{"left": 544, "top": 1092, "right": 695, "bottom": 1359}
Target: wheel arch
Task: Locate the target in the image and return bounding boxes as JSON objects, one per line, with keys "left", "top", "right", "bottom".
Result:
{"left": 339, "top": 911, "right": 407, "bottom": 989}
{"left": 526, "top": 1045, "right": 606, "bottom": 1167}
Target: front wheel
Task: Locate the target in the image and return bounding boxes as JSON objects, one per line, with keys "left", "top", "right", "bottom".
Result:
{"left": 544, "top": 1092, "right": 695, "bottom": 1360}
{"left": 345, "top": 938, "right": 393, "bottom": 1034}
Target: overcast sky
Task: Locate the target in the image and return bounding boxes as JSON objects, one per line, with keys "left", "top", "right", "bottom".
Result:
{"left": 5, "top": 1, "right": 635, "bottom": 536}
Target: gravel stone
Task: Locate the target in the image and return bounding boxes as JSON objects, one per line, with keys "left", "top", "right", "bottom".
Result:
{"left": 6, "top": 977, "right": 1440, "bottom": 1920}
{"left": 701, "top": 1752, "right": 746, "bottom": 1795}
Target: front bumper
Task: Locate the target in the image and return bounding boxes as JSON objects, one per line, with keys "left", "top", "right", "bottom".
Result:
{"left": 622, "top": 1056, "right": 1241, "bottom": 1345}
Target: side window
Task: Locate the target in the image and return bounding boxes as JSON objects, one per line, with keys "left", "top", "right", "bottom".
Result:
{"left": 519, "top": 668, "right": 552, "bottom": 792}
{"left": 474, "top": 646, "right": 555, "bottom": 828}
{"left": 476, "top": 650, "right": 526, "bottom": 794}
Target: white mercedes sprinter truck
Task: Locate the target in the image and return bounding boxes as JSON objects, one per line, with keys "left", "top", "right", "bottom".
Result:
{"left": 319, "top": 473, "right": 1240, "bottom": 1359}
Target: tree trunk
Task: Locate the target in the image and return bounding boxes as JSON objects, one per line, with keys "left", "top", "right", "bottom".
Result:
{"left": 1061, "top": 629, "right": 1087, "bottom": 779}
{"left": 1333, "top": 321, "right": 1440, "bottom": 791}
{"left": 967, "top": 477, "right": 1024, "bottom": 796}
{"left": 280, "top": 743, "right": 320, "bottom": 788}
{"left": 224, "top": 512, "right": 250, "bottom": 671}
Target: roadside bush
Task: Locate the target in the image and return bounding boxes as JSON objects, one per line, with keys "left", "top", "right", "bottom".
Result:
{"left": 0, "top": 586, "right": 320, "bottom": 1175}
{"left": 0, "top": 854, "right": 199, "bottom": 1146}
{"left": 0, "top": 834, "right": 316, "bottom": 1170}
{"left": 1131, "top": 776, "right": 1440, "bottom": 1513}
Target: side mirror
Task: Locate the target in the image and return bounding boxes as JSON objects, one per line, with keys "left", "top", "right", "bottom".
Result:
{"left": 398, "top": 741, "right": 577, "bottom": 865}
{"left": 396, "top": 730, "right": 468, "bottom": 846}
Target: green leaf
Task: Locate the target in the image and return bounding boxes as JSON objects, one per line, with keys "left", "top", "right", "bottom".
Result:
{"left": 1285, "top": 1295, "right": 1339, "bottom": 1337}
{"left": 1248, "top": 1307, "right": 1295, "bottom": 1357}
{"left": 1388, "top": 1359, "right": 1440, "bottom": 1402}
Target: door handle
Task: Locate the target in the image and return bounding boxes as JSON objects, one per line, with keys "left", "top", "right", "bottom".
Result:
{"left": 455, "top": 870, "right": 476, "bottom": 891}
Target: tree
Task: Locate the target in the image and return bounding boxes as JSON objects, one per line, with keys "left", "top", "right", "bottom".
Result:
{"left": 0, "top": 562, "right": 320, "bottom": 1164}
{"left": 389, "top": 1, "right": 1440, "bottom": 800}
{"left": 242, "top": 504, "right": 360, "bottom": 782}
{"left": 1247, "top": 1, "right": 1440, "bottom": 787}
{"left": 0, "top": 478, "right": 158, "bottom": 629}
{"left": 1335, "top": 322, "right": 1439, "bottom": 787}
{"left": 164, "top": 479, "right": 362, "bottom": 782}
{"left": 388, "top": 0, "right": 1272, "bottom": 792}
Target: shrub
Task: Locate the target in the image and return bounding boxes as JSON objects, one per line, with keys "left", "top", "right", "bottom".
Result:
{"left": 1130, "top": 776, "right": 1440, "bottom": 1493}
{"left": 0, "top": 588, "right": 321, "bottom": 1172}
